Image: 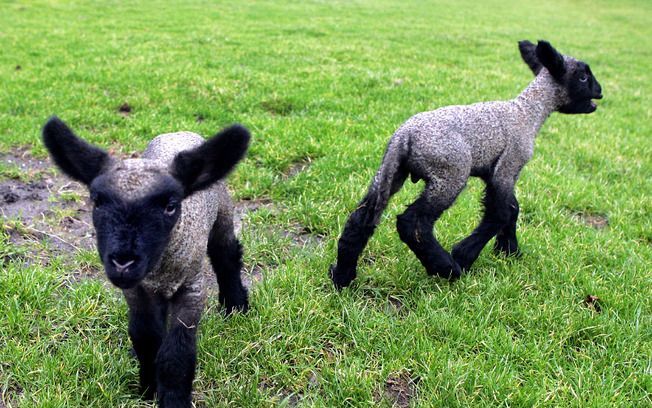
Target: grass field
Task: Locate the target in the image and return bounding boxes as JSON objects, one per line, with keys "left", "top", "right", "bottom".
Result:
{"left": 1, "top": 0, "right": 651, "bottom": 406}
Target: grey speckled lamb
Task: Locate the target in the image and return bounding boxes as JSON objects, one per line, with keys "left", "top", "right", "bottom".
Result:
{"left": 42, "top": 117, "right": 250, "bottom": 408}
{"left": 330, "top": 40, "right": 603, "bottom": 289}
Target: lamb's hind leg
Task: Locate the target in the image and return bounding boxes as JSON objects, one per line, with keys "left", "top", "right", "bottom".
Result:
{"left": 452, "top": 181, "right": 516, "bottom": 271}
{"left": 330, "top": 166, "right": 408, "bottom": 289}
{"left": 207, "top": 204, "right": 249, "bottom": 314}
{"left": 396, "top": 179, "right": 465, "bottom": 280}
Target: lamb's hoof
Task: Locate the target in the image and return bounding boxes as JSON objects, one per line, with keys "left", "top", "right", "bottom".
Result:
{"left": 221, "top": 290, "right": 249, "bottom": 315}
{"left": 330, "top": 264, "right": 356, "bottom": 290}
{"left": 448, "top": 262, "right": 463, "bottom": 281}
{"left": 426, "top": 261, "right": 462, "bottom": 281}
{"left": 158, "top": 393, "right": 192, "bottom": 408}
{"left": 224, "top": 299, "right": 249, "bottom": 316}
{"left": 494, "top": 239, "right": 521, "bottom": 258}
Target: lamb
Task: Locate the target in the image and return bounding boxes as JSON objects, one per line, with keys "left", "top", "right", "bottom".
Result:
{"left": 330, "top": 40, "right": 603, "bottom": 289}
{"left": 42, "top": 117, "right": 251, "bottom": 407}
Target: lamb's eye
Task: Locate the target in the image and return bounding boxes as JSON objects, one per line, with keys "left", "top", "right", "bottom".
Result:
{"left": 579, "top": 74, "right": 588, "bottom": 82}
{"left": 164, "top": 201, "right": 177, "bottom": 216}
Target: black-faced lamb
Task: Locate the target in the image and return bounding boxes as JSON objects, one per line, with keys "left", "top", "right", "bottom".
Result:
{"left": 330, "top": 40, "right": 603, "bottom": 288}
{"left": 42, "top": 117, "right": 251, "bottom": 407}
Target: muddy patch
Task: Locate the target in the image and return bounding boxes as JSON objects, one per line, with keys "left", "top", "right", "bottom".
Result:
{"left": 572, "top": 211, "right": 608, "bottom": 229}
{"left": 233, "top": 198, "right": 275, "bottom": 237}
{"left": 260, "top": 97, "right": 295, "bottom": 116}
{"left": 0, "top": 380, "right": 23, "bottom": 408}
{"left": 0, "top": 149, "right": 95, "bottom": 257}
{"left": 584, "top": 294, "right": 602, "bottom": 313}
{"left": 382, "top": 372, "right": 418, "bottom": 408}
{"left": 282, "top": 157, "right": 312, "bottom": 180}
{"left": 118, "top": 102, "right": 132, "bottom": 117}
{"left": 385, "top": 295, "right": 407, "bottom": 316}
{"left": 234, "top": 198, "right": 323, "bottom": 247}
{"left": 258, "top": 376, "right": 302, "bottom": 406}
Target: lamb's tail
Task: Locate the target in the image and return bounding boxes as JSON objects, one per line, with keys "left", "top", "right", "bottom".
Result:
{"left": 361, "top": 135, "right": 410, "bottom": 225}
{"left": 331, "top": 134, "right": 409, "bottom": 288}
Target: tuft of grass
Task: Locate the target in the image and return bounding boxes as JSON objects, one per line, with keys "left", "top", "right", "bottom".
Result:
{"left": 1, "top": 0, "right": 651, "bottom": 407}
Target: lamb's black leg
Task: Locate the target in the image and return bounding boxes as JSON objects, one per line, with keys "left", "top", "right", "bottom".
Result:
{"left": 208, "top": 212, "right": 248, "bottom": 314}
{"left": 452, "top": 183, "right": 514, "bottom": 270}
{"left": 396, "top": 193, "right": 462, "bottom": 280}
{"left": 156, "top": 287, "right": 203, "bottom": 408}
{"left": 156, "top": 325, "right": 196, "bottom": 408}
{"left": 331, "top": 164, "right": 408, "bottom": 289}
{"left": 330, "top": 193, "right": 381, "bottom": 289}
{"left": 124, "top": 288, "right": 167, "bottom": 400}
{"left": 494, "top": 193, "right": 520, "bottom": 256}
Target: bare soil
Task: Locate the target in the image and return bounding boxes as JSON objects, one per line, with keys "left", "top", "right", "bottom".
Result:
{"left": 383, "top": 372, "right": 418, "bottom": 408}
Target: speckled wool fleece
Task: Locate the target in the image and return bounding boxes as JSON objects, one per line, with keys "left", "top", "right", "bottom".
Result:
{"left": 371, "top": 68, "right": 570, "bottom": 205}
{"left": 114, "top": 132, "right": 230, "bottom": 309}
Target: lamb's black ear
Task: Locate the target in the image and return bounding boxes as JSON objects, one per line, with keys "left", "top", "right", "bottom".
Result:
{"left": 42, "top": 116, "right": 111, "bottom": 186}
{"left": 172, "top": 124, "right": 250, "bottom": 197}
{"left": 535, "top": 40, "right": 565, "bottom": 80}
{"left": 519, "top": 40, "right": 541, "bottom": 75}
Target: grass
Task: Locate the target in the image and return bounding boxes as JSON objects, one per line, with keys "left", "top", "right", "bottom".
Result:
{"left": 1, "top": 0, "right": 651, "bottom": 406}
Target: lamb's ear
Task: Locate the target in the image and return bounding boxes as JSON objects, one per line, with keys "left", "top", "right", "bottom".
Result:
{"left": 42, "top": 116, "right": 111, "bottom": 186}
{"left": 535, "top": 40, "right": 565, "bottom": 80}
{"left": 172, "top": 124, "right": 250, "bottom": 197}
{"left": 519, "top": 40, "right": 541, "bottom": 75}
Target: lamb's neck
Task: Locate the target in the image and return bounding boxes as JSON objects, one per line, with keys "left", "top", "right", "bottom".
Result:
{"left": 514, "top": 71, "right": 562, "bottom": 136}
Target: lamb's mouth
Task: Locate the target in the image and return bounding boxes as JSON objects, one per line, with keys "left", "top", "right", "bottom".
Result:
{"left": 591, "top": 94, "right": 604, "bottom": 109}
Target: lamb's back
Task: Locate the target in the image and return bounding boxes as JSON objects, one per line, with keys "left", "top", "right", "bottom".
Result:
{"left": 140, "top": 132, "right": 227, "bottom": 298}
{"left": 400, "top": 100, "right": 522, "bottom": 174}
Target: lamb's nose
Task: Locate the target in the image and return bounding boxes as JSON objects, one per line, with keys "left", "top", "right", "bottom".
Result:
{"left": 111, "top": 256, "right": 136, "bottom": 272}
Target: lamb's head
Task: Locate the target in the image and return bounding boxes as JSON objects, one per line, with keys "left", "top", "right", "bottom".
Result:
{"left": 42, "top": 117, "right": 250, "bottom": 289}
{"left": 519, "top": 40, "right": 603, "bottom": 114}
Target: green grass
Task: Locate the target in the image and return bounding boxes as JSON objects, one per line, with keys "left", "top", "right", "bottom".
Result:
{"left": 1, "top": 0, "right": 651, "bottom": 406}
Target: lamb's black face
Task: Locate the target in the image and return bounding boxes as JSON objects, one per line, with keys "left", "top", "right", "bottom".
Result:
{"left": 519, "top": 40, "right": 603, "bottom": 115}
{"left": 558, "top": 61, "right": 603, "bottom": 114}
{"left": 42, "top": 117, "right": 251, "bottom": 290}
{"left": 89, "top": 175, "right": 184, "bottom": 289}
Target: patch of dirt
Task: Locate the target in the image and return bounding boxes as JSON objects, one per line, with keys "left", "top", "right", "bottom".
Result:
{"left": 280, "top": 223, "right": 324, "bottom": 248}
{"left": 572, "top": 211, "right": 608, "bottom": 229}
{"left": 584, "top": 294, "right": 602, "bottom": 313}
{"left": 258, "top": 376, "right": 302, "bottom": 407}
{"left": 118, "top": 102, "right": 132, "bottom": 116}
{"left": 282, "top": 157, "right": 312, "bottom": 180}
{"left": 382, "top": 372, "right": 418, "bottom": 408}
{"left": 0, "top": 149, "right": 95, "bottom": 256}
{"left": 233, "top": 198, "right": 275, "bottom": 237}
{"left": 260, "top": 97, "right": 295, "bottom": 116}
{"left": 0, "top": 380, "right": 23, "bottom": 408}
{"left": 385, "top": 295, "right": 406, "bottom": 316}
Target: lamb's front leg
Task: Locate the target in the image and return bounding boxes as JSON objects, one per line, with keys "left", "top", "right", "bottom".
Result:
{"left": 156, "top": 285, "right": 205, "bottom": 408}
{"left": 452, "top": 181, "right": 516, "bottom": 271}
{"left": 124, "top": 287, "right": 167, "bottom": 400}
{"left": 494, "top": 193, "right": 520, "bottom": 257}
